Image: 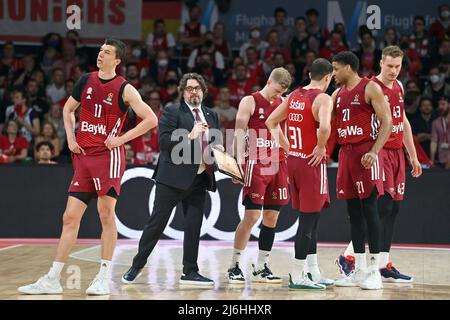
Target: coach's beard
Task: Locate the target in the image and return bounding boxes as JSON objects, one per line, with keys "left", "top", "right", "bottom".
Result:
{"left": 187, "top": 96, "right": 201, "bottom": 107}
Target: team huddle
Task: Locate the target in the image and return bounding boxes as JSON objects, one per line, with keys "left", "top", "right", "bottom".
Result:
{"left": 17, "top": 40, "right": 421, "bottom": 295}
{"left": 227, "top": 45, "right": 421, "bottom": 291}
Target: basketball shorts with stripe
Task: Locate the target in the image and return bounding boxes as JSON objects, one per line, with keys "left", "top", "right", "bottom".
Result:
{"left": 336, "top": 141, "right": 384, "bottom": 200}
{"left": 68, "top": 146, "right": 125, "bottom": 196}
{"left": 287, "top": 156, "right": 330, "bottom": 213}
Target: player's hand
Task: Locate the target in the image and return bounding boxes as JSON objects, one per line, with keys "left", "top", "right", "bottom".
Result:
{"left": 104, "top": 136, "right": 123, "bottom": 150}
{"left": 214, "top": 144, "right": 225, "bottom": 152}
{"left": 410, "top": 157, "right": 422, "bottom": 177}
{"left": 361, "top": 151, "right": 377, "bottom": 169}
{"left": 68, "top": 140, "right": 85, "bottom": 155}
{"left": 231, "top": 178, "right": 243, "bottom": 185}
{"left": 307, "top": 146, "right": 327, "bottom": 167}
{"left": 189, "top": 123, "right": 207, "bottom": 140}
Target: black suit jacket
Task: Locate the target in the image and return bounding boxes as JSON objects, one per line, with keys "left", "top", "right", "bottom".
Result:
{"left": 152, "top": 101, "right": 223, "bottom": 191}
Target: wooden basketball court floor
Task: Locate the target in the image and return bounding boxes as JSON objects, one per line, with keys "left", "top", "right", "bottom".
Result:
{"left": 1, "top": 239, "right": 449, "bottom": 300}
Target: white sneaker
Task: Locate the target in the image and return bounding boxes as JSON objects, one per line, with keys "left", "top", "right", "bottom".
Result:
{"left": 251, "top": 263, "right": 282, "bottom": 283}
{"left": 307, "top": 272, "right": 335, "bottom": 288}
{"left": 360, "top": 270, "right": 383, "bottom": 290}
{"left": 335, "top": 269, "right": 366, "bottom": 287}
{"left": 18, "top": 275, "right": 63, "bottom": 295}
{"left": 86, "top": 276, "right": 110, "bottom": 295}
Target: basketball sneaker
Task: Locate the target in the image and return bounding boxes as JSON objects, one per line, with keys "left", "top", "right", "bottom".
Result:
{"left": 227, "top": 263, "right": 245, "bottom": 284}
{"left": 307, "top": 272, "right": 335, "bottom": 288}
{"left": 380, "top": 263, "right": 413, "bottom": 283}
{"left": 18, "top": 275, "right": 63, "bottom": 295}
{"left": 335, "top": 269, "right": 366, "bottom": 287}
{"left": 86, "top": 275, "right": 110, "bottom": 295}
{"left": 335, "top": 254, "right": 355, "bottom": 276}
{"left": 251, "top": 263, "right": 282, "bottom": 283}
{"left": 360, "top": 270, "right": 383, "bottom": 290}
{"left": 288, "top": 273, "right": 326, "bottom": 291}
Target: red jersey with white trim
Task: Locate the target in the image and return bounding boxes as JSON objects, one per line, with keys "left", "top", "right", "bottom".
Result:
{"left": 335, "top": 77, "right": 379, "bottom": 145}
{"left": 245, "top": 91, "right": 286, "bottom": 162}
{"left": 286, "top": 87, "right": 322, "bottom": 158}
{"left": 371, "top": 76, "right": 404, "bottom": 149}
{"left": 76, "top": 72, "right": 128, "bottom": 155}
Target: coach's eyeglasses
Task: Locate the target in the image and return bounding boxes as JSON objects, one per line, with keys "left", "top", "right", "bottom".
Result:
{"left": 185, "top": 86, "right": 202, "bottom": 93}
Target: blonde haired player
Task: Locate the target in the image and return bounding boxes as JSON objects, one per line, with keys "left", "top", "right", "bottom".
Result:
{"left": 227, "top": 68, "right": 292, "bottom": 284}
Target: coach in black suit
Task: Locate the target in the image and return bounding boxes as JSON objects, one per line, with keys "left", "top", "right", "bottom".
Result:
{"left": 122, "top": 73, "right": 223, "bottom": 286}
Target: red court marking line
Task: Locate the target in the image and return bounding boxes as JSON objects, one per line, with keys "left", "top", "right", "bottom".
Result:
{"left": 1, "top": 239, "right": 449, "bottom": 251}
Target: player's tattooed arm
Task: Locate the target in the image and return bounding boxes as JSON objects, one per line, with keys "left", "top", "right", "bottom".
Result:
{"left": 63, "top": 96, "right": 84, "bottom": 154}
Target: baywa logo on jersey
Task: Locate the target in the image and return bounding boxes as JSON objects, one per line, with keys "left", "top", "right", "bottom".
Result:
{"left": 351, "top": 94, "right": 360, "bottom": 105}
{"left": 103, "top": 92, "right": 114, "bottom": 105}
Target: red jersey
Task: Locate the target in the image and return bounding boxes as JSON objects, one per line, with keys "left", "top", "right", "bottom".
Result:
{"left": 0, "top": 135, "right": 29, "bottom": 156}
{"left": 335, "top": 77, "right": 379, "bottom": 145}
{"left": 245, "top": 91, "right": 285, "bottom": 162}
{"left": 371, "top": 77, "right": 404, "bottom": 149}
{"left": 286, "top": 87, "right": 322, "bottom": 158}
{"left": 76, "top": 72, "right": 128, "bottom": 155}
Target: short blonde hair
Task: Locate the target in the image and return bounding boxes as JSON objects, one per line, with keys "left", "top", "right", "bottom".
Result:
{"left": 382, "top": 45, "right": 404, "bottom": 60}
{"left": 269, "top": 67, "right": 292, "bottom": 89}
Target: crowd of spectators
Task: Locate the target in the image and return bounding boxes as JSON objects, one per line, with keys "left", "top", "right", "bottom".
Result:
{"left": 0, "top": 4, "right": 449, "bottom": 168}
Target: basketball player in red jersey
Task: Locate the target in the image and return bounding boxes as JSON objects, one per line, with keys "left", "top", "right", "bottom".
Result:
{"left": 227, "top": 68, "right": 292, "bottom": 284}
{"left": 330, "top": 51, "right": 392, "bottom": 290}
{"left": 336, "top": 46, "right": 422, "bottom": 283}
{"left": 18, "top": 39, "right": 158, "bottom": 295}
{"left": 266, "top": 58, "right": 335, "bottom": 290}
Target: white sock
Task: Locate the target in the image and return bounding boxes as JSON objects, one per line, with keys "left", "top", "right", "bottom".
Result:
{"left": 48, "top": 261, "right": 65, "bottom": 279}
{"left": 368, "top": 254, "right": 380, "bottom": 271}
{"left": 98, "top": 259, "right": 112, "bottom": 279}
{"left": 292, "top": 259, "right": 306, "bottom": 283}
{"left": 379, "top": 252, "right": 389, "bottom": 268}
{"left": 230, "top": 248, "right": 243, "bottom": 268}
{"left": 306, "top": 254, "right": 320, "bottom": 275}
{"left": 354, "top": 253, "right": 367, "bottom": 272}
{"left": 257, "top": 250, "right": 270, "bottom": 268}
{"left": 344, "top": 241, "right": 355, "bottom": 257}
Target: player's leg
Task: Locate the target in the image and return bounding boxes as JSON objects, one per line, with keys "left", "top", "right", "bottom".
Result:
{"left": 335, "top": 198, "right": 368, "bottom": 287}
{"left": 359, "top": 189, "right": 383, "bottom": 290}
{"left": 304, "top": 213, "right": 334, "bottom": 287}
{"left": 85, "top": 189, "right": 118, "bottom": 295}
{"left": 288, "top": 212, "right": 325, "bottom": 290}
{"left": 227, "top": 202, "right": 261, "bottom": 283}
{"left": 18, "top": 194, "right": 90, "bottom": 294}
{"left": 251, "top": 207, "right": 281, "bottom": 283}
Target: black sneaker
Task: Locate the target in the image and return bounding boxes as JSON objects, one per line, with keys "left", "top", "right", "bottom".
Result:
{"left": 227, "top": 263, "right": 245, "bottom": 284}
{"left": 121, "top": 267, "right": 144, "bottom": 284}
{"left": 179, "top": 271, "right": 214, "bottom": 286}
{"left": 251, "top": 263, "right": 282, "bottom": 283}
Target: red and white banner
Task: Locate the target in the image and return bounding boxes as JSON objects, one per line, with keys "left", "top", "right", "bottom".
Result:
{"left": 0, "top": 0, "right": 142, "bottom": 44}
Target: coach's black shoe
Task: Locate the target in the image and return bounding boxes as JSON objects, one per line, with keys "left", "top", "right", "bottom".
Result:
{"left": 121, "top": 266, "right": 144, "bottom": 284}
{"left": 179, "top": 271, "right": 214, "bottom": 286}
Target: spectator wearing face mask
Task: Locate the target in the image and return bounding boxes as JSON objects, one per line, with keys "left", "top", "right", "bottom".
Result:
{"left": 423, "top": 66, "right": 450, "bottom": 108}
{"left": 149, "top": 49, "right": 180, "bottom": 86}
{"left": 187, "top": 32, "right": 225, "bottom": 72}
{"left": 429, "top": 4, "right": 450, "bottom": 42}
{"left": 239, "top": 26, "right": 269, "bottom": 63}
{"left": 430, "top": 96, "right": 450, "bottom": 168}
{"left": 192, "top": 52, "right": 225, "bottom": 87}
